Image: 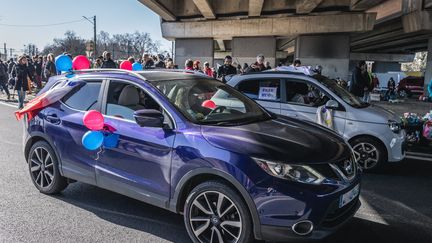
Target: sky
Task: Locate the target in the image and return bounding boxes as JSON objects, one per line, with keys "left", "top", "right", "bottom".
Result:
{"left": 0, "top": 0, "right": 171, "bottom": 56}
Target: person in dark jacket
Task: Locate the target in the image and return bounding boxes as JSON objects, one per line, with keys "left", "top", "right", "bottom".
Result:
{"left": 44, "top": 53, "right": 56, "bottom": 81}
{"left": 217, "top": 55, "right": 237, "bottom": 83}
{"left": 349, "top": 61, "right": 367, "bottom": 98}
{"left": 101, "top": 52, "right": 117, "bottom": 68}
{"left": 246, "top": 54, "right": 266, "bottom": 73}
{"left": 13, "top": 56, "right": 35, "bottom": 109}
{"left": 142, "top": 53, "right": 154, "bottom": 69}
{"left": 34, "top": 56, "right": 43, "bottom": 89}
{"left": 0, "top": 60, "right": 10, "bottom": 100}
{"left": 154, "top": 54, "right": 165, "bottom": 68}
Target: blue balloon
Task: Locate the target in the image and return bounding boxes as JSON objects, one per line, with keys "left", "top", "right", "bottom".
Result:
{"left": 103, "top": 133, "right": 119, "bottom": 148}
{"left": 132, "top": 62, "right": 143, "bottom": 71}
{"left": 55, "top": 55, "right": 73, "bottom": 72}
{"left": 82, "top": 131, "right": 104, "bottom": 151}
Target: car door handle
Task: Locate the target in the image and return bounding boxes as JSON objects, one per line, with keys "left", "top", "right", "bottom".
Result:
{"left": 45, "top": 114, "right": 60, "bottom": 124}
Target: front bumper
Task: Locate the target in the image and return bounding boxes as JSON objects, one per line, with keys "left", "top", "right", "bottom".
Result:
{"left": 254, "top": 177, "right": 361, "bottom": 242}
{"left": 261, "top": 199, "right": 360, "bottom": 241}
{"left": 387, "top": 129, "right": 406, "bottom": 162}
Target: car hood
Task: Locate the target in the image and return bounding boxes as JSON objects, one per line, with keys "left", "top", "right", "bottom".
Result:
{"left": 201, "top": 116, "right": 351, "bottom": 164}
{"left": 347, "top": 104, "right": 398, "bottom": 124}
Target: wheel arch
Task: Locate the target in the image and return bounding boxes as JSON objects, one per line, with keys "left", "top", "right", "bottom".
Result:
{"left": 348, "top": 134, "right": 388, "bottom": 161}
{"left": 170, "top": 168, "right": 263, "bottom": 240}
{"left": 25, "top": 132, "right": 63, "bottom": 172}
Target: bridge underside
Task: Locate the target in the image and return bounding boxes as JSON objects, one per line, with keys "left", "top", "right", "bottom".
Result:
{"left": 139, "top": 0, "right": 432, "bottom": 93}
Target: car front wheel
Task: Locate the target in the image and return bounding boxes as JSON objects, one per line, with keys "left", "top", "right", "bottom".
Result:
{"left": 350, "top": 137, "right": 387, "bottom": 172}
{"left": 28, "top": 141, "right": 68, "bottom": 194}
{"left": 184, "top": 181, "right": 253, "bottom": 243}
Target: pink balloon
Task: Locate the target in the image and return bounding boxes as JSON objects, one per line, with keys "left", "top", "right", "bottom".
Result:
{"left": 72, "top": 55, "right": 91, "bottom": 70}
{"left": 202, "top": 100, "right": 216, "bottom": 109}
{"left": 120, "top": 60, "right": 133, "bottom": 70}
{"left": 83, "top": 110, "right": 104, "bottom": 130}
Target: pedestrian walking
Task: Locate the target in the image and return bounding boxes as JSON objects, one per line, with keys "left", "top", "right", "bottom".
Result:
{"left": 185, "top": 59, "right": 194, "bottom": 71}
{"left": 155, "top": 54, "right": 166, "bottom": 68}
{"left": 0, "top": 60, "right": 10, "bottom": 100}
{"left": 349, "top": 61, "right": 368, "bottom": 99}
{"left": 34, "top": 56, "right": 43, "bottom": 89}
{"left": 12, "top": 56, "right": 35, "bottom": 109}
{"left": 44, "top": 54, "right": 56, "bottom": 81}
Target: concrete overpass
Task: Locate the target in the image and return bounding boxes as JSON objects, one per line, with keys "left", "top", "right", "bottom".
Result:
{"left": 138, "top": 0, "right": 432, "bottom": 92}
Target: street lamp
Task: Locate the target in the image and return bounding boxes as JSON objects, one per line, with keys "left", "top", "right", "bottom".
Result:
{"left": 83, "top": 16, "right": 97, "bottom": 60}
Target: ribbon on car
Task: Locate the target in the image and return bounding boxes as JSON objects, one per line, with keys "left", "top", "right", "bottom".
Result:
{"left": 15, "top": 79, "right": 85, "bottom": 121}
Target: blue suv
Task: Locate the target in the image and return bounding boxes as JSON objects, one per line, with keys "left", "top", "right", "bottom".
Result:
{"left": 23, "top": 69, "right": 361, "bottom": 242}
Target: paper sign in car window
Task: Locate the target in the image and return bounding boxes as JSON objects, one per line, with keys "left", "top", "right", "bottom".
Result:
{"left": 258, "top": 87, "right": 277, "bottom": 100}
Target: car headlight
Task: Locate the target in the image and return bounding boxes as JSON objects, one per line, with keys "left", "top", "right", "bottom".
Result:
{"left": 254, "top": 158, "right": 325, "bottom": 185}
{"left": 388, "top": 120, "right": 401, "bottom": 133}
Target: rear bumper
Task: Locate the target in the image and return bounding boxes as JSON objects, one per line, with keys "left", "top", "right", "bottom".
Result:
{"left": 260, "top": 199, "right": 361, "bottom": 241}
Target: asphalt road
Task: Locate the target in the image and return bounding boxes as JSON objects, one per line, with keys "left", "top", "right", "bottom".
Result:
{"left": 0, "top": 102, "right": 431, "bottom": 243}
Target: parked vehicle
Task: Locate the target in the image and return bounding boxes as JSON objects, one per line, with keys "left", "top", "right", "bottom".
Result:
{"left": 397, "top": 76, "right": 424, "bottom": 98}
{"left": 225, "top": 70, "right": 406, "bottom": 172}
{"left": 23, "top": 69, "right": 361, "bottom": 243}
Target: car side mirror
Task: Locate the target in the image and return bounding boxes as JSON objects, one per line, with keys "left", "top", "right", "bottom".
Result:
{"left": 325, "top": 100, "right": 339, "bottom": 110}
{"left": 134, "top": 109, "right": 164, "bottom": 127}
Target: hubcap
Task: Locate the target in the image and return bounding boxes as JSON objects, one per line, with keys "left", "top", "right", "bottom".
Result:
{"left": 352, "top": 142, "right": 380, "bottom": 169}
{"left": 189, "top": 191, "right": 242, "bottom": 243}
{"left": 30, "top": 147, "right": 54, "bottom": 189}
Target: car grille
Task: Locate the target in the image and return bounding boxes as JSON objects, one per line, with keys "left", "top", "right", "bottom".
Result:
{"left": 321, "top": 197, "right": 360, "bottom": 228}
{"left": 309, "top": 157, "right": 357, "bottom": 183}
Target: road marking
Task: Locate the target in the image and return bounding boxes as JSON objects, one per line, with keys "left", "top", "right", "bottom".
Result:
{"left": 0, "top": 101, "right": 17, "bottom": 108}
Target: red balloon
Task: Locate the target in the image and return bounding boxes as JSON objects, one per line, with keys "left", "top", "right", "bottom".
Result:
{"left": 202, "top": 100, "right": 216, "bottom": 109}
{"left": 72, "top": 55, "right": 90, "bottom": 70}
{"left": 120, "top": 60, "right": 133, "bottom": 70}
{"left": 83, "top": 110, "right": 104, "bottom": 130}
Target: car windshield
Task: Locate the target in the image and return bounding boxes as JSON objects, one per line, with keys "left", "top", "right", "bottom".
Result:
{"left": 153, "top": 79, "right": 271, "bottom": 125}
{"left": 313, "top": 75, "right": 369, "bottom": 108}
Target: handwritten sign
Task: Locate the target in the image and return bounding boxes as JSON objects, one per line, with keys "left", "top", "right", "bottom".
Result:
{"left": 258, "top": 87, "right": 277, "bottom": 100}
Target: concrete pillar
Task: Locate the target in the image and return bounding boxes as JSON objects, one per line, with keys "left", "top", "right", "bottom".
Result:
{"left": 424, "top": 38, "right": 432, "bottom": 96}
{"left": 232, "top": 37, "right": 276, "bottom": 68}
{"left": 174, "top": 38, "right": 214, "bottom": 68}
{"left": 295, "top": 34, "right": 350, "bottom": 80}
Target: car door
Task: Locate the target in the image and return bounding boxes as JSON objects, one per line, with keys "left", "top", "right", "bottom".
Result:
{"left": 43, "top": 78, "right": 103, "bottom": 185}
{"left": 96, "top": 79, "right": 176, "bottom": 207}
{"left": 236, "top": 78, "right": 282, "bottom": 114}
{"left": 281, "top": 78, "right": 346, "bottom": 135}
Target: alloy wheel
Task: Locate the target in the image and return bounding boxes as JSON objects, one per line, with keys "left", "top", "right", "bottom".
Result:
{"left": 189, "top": 191, "right": 242, "bottom": 243}
{"left": 352, "top": 142, "right": 380, "bottom": 169}
{"left": 30, "top": 147, "right": 55, "bottom": 189}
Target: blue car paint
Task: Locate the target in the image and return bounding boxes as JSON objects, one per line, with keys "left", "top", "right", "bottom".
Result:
{"left": 24, "top": 71, "right": 361, "bottom": 241}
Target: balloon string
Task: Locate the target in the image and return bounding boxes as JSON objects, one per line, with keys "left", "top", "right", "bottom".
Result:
{"left": 95, "top": 146, "right": 104, "bottom": 161}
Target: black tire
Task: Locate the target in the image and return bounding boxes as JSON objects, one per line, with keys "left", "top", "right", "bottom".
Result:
{"left": 350, "top": 137, "right": 387, "bottom": 172}
{"left": 28, "top": 141, "right": 68, "bottom": 194}
{"left": 184, "top": 180, "right": 253, "bottom": 243}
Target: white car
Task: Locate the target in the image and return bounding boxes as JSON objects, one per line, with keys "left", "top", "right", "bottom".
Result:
{"left": 215, "top": 70, "right": 406, "bottom": 171}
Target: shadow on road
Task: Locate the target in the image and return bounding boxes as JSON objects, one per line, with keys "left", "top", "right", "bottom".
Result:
{"left": 51, "top": 183, "right": 190, "bottom": 243}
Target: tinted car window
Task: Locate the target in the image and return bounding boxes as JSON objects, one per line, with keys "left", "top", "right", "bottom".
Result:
{"left": 237, "top": 79, "right": 280, "bottom": 101}
{"left": 63, "top": 82, "right": 101, "bottom": 111}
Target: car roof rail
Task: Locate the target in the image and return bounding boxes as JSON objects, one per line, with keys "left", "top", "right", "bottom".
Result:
{"left": 71, "top": 68, "right": 147, "bottom": 80}
{"left": 142, "top": 68, "right": 212, "bottom": 78}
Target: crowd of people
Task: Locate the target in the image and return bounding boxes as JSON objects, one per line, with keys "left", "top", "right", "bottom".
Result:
{"left": 1, "top": 51, "right": 431, "bottom": 110}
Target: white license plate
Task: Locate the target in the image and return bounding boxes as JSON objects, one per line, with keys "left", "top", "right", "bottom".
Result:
{"left": 339, "top": 184, "right": 360, "bottom": 208}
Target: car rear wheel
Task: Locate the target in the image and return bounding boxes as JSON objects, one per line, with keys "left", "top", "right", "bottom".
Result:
{"left": 28, "top": 141, "right": 68, "bottom": 194}
{"left": 184, "top": 181, "right": 253, "bottom": 243}
{"left": 350, "top": 137, "right": 386, "bottom": 172}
